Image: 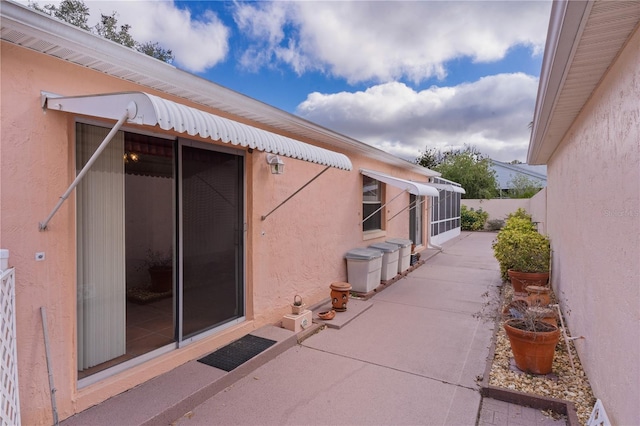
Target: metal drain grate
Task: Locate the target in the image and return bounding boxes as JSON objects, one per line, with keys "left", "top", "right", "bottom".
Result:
{"left": 198, "top": 334, "right": 277, "bottom": 372}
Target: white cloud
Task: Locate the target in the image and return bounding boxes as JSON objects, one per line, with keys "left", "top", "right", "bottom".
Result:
{"left": 296, "top": 73, "right": 539, "bottom": 162}
{"left": 233, "top": 1, "right": 551, "bottom": 84}
{"left": 25, "top": 0, "right": 231, "bottom": 72}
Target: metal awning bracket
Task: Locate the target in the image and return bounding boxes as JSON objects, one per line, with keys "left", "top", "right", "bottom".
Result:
{"left": 261, "top": 166, "right": 331, "bottom": 221}
{"left": 38, "top": 106, "right": 135, "bottom": 231}
{"left": 361, "top": 190, "right": 407, "bottom": 225}
{"left": 388, "top": 197, "right": 426, "bottom": 221}
{"left": 41, "top": 91, "right": 62, "bottom": 109}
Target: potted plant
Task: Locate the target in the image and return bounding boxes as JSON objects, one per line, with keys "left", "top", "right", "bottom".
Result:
{"left": 492, "top": 213, "right": 550, "bottom": 294}
{"left": 503, "top": 301, "right": 560, "bottom": 375}
{"left": 141, "top": 249, "right": 173, "bottom": 293}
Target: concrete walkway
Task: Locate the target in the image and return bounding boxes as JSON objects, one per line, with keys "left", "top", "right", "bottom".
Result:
{"left": 63, "top": 231, "right": 567, "bottom": 426}
{"left": 171, "top": 231, "right": 511, "bottom": 425}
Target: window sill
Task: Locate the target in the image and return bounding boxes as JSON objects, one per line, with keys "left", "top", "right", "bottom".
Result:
{"left": 363, "top": 229, "right": 386, "bottom": 241}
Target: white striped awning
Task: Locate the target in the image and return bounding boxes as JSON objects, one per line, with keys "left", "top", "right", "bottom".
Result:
{"left": 426, "top": 183, "right": 466, "bottom": 194}
{"left": 42, "top": 91, "right": 352, "bottom": 171}
{"left": 360, "top": 169, "right": 439, "bottom": 197}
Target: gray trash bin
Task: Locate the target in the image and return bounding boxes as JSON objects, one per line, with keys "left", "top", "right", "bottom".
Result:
{"left": 345, "top": 248, "right": 383, "bottom": 293}
{"left": 386, "top": 238, "right": 413, "bottom": 273}
{"left": 368, "top": 242, "right": 400, "bottom": 281}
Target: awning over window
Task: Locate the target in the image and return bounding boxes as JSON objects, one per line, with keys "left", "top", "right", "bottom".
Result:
{"left": 42, "top": 91, "right": 352, "bottom": 171}
{"left": 425, "top": 183, "right": 466, "bottom": 194}
{"left": 360, "top": 169, "right": 439, "bottom": 197}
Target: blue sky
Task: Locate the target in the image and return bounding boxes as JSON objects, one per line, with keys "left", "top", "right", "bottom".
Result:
{"left": 25, "top": 0, "right": 553, "bottom": 162}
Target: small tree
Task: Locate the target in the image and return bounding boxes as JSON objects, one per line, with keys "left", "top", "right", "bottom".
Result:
{"left": 433, "top": 147, "right": 498, "bottom": 199}
{"left": 507, "top": 175, "right": 543, "bottom": 198}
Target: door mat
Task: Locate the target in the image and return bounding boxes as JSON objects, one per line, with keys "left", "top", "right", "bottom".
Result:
{"left": 198, "top": 334, "right": 277, "bottom": 372}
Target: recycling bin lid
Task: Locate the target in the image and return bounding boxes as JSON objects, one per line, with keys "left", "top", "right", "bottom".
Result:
{"left": 368, "top": 242, "right": 399, "bottom": 253}
{"left": 386, "top": 238, "right": 413, "bottom": 248}
{"left": 345, "top": 247, "right": 384, "bottom": 260}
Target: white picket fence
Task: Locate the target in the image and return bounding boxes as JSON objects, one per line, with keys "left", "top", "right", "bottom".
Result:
{"left": 1, "top": 268, "right": 20, "bottom": 426}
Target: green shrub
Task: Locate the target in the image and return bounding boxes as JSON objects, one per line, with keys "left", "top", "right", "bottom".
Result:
{"left": 500, "top": 216, "right": 537, "bottom": 234}
{"left": 492, "top": 213, "right": 550, "bottom": 280}
{"left": 506, "top": 208, "right": 532, "bottom": 222}
{"left": 461, "top": 205, "right": 489, "bottom": 231}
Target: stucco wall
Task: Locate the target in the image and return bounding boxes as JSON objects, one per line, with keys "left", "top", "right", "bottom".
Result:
{"left": 462, "top": 199, "right": 530, "bottom": 225}
{"left": 1, "top": 41, "right": 432, "bottom": 424}
{"left": 545, "top": 28, "right": 639, "bottom": 424}
{"left": 528, "top": 188, "right": 547, "bottom": 235}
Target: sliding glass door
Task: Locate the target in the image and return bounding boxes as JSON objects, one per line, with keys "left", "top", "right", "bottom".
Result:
{"left": 76, "top": 124, "right": 244, "bottom": 379}
{"left": 180, "top": 144, "right": 244, "bottom": 339}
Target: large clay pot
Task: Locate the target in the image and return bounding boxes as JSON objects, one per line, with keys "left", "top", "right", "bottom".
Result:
{"left": 330, "top": 281, "right": 352, "bottom": 312}
{"left": 507, "top": 270, "right": 549, "bottom": 295}
{"left": 504, "top": 319, "right": 560, "bottom": 374}
{"left": 526, "top": 285, "right": 551, "bottom": 306}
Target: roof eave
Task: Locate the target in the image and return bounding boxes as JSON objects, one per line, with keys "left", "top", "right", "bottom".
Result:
{"left": 528, "top": 0, "right": 640, "bottom": 165}
{"left": 527, "top": 0, "right": 593, "bottom": 165}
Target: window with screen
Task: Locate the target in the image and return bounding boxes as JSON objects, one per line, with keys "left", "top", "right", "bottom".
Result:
{"left": 363, "top": 176, "right": 383, "bottom": 232}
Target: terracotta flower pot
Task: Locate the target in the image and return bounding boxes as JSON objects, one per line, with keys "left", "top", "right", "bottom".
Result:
{"left": 504, "top": 318, "right": 560, "bottom": 375}
{"left": 507, "top": 269, "right": 549, "bottom": 295}
{"left": 318, "top": 310, "right": 336, "bottom": 320}
{"left": 526, "top": 285, "right": 551, "bottom": 307}
{"left": 330, "top": 281, "right": 352, "bottom": 312}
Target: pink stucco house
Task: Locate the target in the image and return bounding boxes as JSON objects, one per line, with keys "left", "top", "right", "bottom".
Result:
{"left": 0, "top": 2, "right": 464, "bottom": 423}
{"left": 528, "top": 1, "right": 639, "bottom": 424}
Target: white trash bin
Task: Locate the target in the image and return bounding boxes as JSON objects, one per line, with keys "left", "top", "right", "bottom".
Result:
{"left": 345, "top": 248, "right": 383, "bottom": 293}
{"left": 368, "top": 242, "right": 399, "bottom": 281}
{"left": 386, "top": 238, "right": 413, "bottom": 273}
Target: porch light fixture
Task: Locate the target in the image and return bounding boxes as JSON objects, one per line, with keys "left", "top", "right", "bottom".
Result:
{"left": 123, "top": 152, "right": 139, "bottom": 163}
{"left": 266, "top": 154, "right": 285, "bottom": 174}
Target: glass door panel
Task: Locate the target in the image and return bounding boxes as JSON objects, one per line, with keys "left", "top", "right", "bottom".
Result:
{"left": 410, "top": 194, "right": 423, "bottom": 246}
{"left": 181, "top": 145, "right": 243, "bottom": 339}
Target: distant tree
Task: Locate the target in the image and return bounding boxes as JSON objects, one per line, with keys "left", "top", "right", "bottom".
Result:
{"left": 416, "top": 147, "right": 441, "bottom": 169}
{"left": 432, "top": 146, "right": 498, "bottom": 199}
{"left": 95, "top": 12, "right": 136, "bottom": 48}
{"left": 506, "top": 175, "right": 543, "bottom": 199}
{"left": 137, "top": 41, "right": 174, "bottom": 63}
{"left": 30, "top": 0, "right": 89, "bottom": 30}
{"left": 29, "top": 0, "right": 174, "bottom": 63}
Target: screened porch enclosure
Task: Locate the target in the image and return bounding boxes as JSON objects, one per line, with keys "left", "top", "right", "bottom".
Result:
{"left": 76, "top": 123, "right": 244, "bottom": 378}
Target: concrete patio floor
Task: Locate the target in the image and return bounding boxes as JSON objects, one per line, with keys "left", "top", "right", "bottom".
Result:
{"left": 62, "top": 231, "right": 568, "bottom": 426}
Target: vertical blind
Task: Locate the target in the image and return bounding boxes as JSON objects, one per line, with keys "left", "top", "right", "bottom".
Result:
{"left": 76, "top": 123, "right": 126, "bottom": 370}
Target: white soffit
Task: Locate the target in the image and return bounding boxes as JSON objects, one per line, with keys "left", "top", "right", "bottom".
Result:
{"left": 43, "top": 92, "right": 352, "bottom": 171}
{"left": 360, "top": 169, "right": 439, "bottom": 197}
{"left": 528, "top": 0, "right": 640, "bottom": 164}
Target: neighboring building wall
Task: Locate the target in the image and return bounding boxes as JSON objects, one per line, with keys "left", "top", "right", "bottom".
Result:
{"left": 1, "top": 41, "right": 434, "bottom": 424}
{"left": 545, "top": 29, "right": 639, "bottom": 424}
